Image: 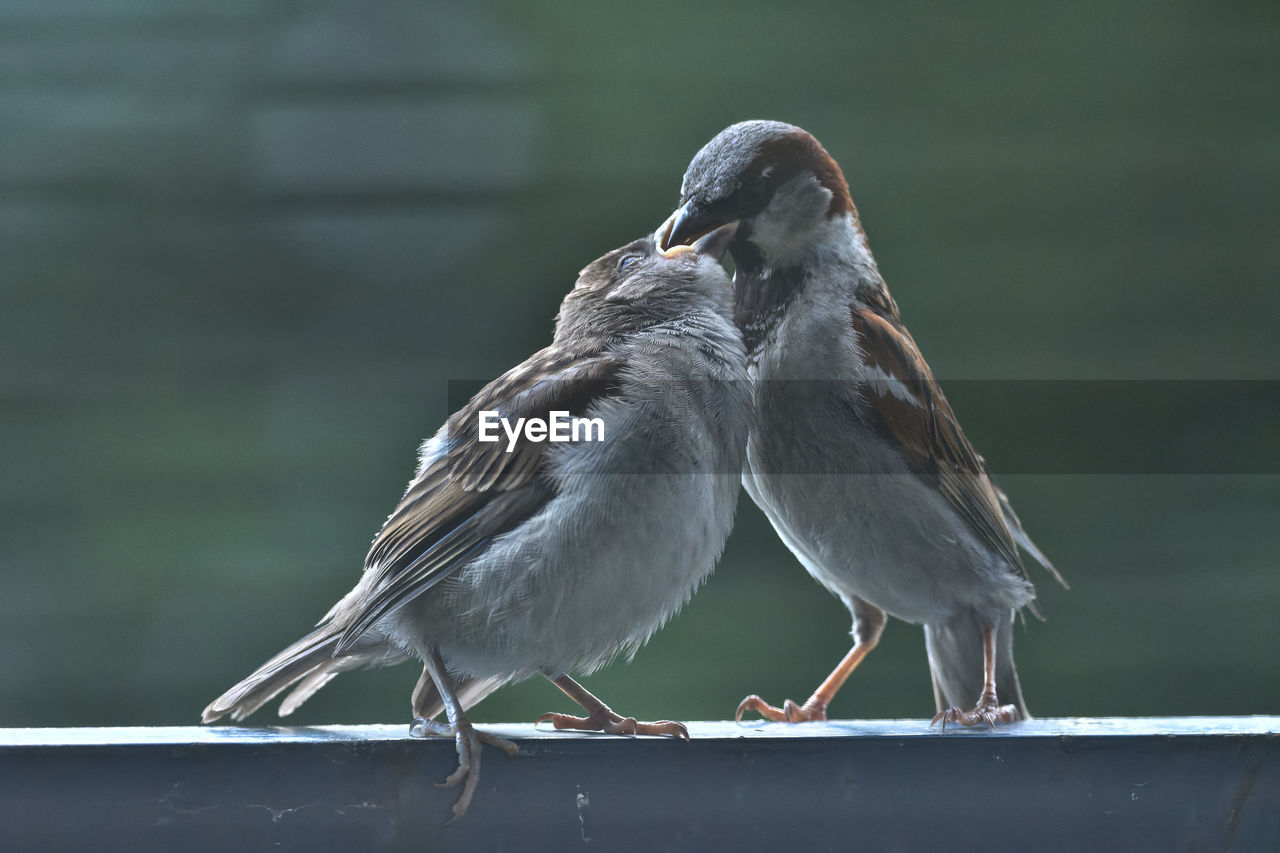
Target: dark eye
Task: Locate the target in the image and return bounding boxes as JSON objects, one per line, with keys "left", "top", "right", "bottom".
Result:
{"left": 617, "top": 254, "right": 641, "bottom": 272}
{"left": 740, "top": 164, "right": 776, "bottom": 207}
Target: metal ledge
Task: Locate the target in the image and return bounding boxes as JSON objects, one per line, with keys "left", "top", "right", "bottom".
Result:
{"left": 3, "top": 718, "right": 1277, "bottom": 851}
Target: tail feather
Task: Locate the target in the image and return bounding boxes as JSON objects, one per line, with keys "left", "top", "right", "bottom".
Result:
{"left": 924, "top": 607, "right": 1028, "bottom": 719}
{"left": 203, "top": 626, "right": 356, "bottom": 723}
{"left": 995, "top": 486, "right": 1067, "bottom": 589}
{"left": 278, "top": 667, "right": 343, "bottom": 717}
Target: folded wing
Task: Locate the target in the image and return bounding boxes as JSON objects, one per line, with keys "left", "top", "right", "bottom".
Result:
{"left": 334, "top": 349, "right": 625, "bottom": 652}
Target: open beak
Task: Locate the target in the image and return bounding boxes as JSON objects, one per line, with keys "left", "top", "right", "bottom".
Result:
{"left": 655, "top": 202, "right": 737, "bottom": 260}
{"left": 689, "top": 220, "right": 738, "bottom": 261}
{"left": 655, "top": 203, "right": 692, "bottom": 252}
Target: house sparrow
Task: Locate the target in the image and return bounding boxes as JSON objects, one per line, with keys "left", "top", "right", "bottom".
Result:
{"left": 202, "top": 222, "right": 749, "bottom": 815}
{"left": 658, "top": 120, "right": 1065, "bottom": 729}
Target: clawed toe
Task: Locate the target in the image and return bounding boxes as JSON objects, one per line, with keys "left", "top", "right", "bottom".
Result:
{"left": 535, "top": 709, "right": 688, "bottom": 740}
{"left": 475, "top": 730, "right": 520, "bottom": 756}
{"left": 628, "top": 719, "right": 689, "bottom": 739}
{"left": 930, "top": 694, "right": 1022, "bottom": 732}
{"left": 929, "top": 625, "right": 1025, "bottom": 734}
{"left": 410, "top": 716, "right": 452, "bottom": 738}
{"left": 412, "top": 716, "right": 518, "bottom": 756}
{"left": 438, "top": 757, "right": 472, "bottom": 790}
{"left": 535, "top": 710, "right": 599, "bottom": 731}
{"left": 418, "top": 727, "right": 479, "bottom": 818}
{"left": 736, "top": 694, "right": 784, "bottom": 722}
{"left": 736, "top": 694, "right": 827, "bottom": 723}
{"left": 409, "top": 715, "right": 513, "bottom": 817}
{"left": 536, "top": 673, "right": 689, "bottom": 741}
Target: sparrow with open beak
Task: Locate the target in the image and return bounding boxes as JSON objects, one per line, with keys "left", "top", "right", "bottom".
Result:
{"left": 202, "top": 223, "right": 748, "bottom": 815}
{"left": 658, "top": 121, "right": 1065, "bottom": 729}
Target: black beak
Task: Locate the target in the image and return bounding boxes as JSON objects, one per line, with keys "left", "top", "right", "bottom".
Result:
{"left": 689, "top": 220, "right": 739, "bottom": 262}
{"left": 655, "top": 201, "right": 726, "bottom": 253}
{"left": 656, "top": 216, "right": 739, "bottom": 262}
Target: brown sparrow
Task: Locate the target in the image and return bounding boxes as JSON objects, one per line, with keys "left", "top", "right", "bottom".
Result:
{"left": 658, "top": 120, "right": 1065, "bottom": 729}
{"left": 202, "top": 223, "right": 748, "bottom": 815}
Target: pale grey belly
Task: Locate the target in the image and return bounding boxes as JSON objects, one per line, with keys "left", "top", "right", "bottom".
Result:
{"left": 742, "top": 425, "right": 1030, "bottom": 626}
{"left": 395, "top": 471, "right": 741, "bottom": 680}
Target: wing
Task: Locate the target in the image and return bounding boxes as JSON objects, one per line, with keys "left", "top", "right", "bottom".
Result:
{"left": 849, "top": 304, "right": 1029, "bottom": 582}
{"left": 334, "top": 347, "right": 624, "bottom": 653}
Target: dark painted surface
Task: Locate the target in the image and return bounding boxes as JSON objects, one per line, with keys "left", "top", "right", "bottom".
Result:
{"left": 2, "top": 720, "right": 1278, "bottom": 851}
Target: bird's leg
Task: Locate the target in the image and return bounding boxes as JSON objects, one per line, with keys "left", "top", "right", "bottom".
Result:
{"left": 410, "top": 663, "right": 518, "bottom": 754}
{"left": 535, "top": 671, "right": 690, "bottom": 740}
{"left": 410, "top": 663, "right": 436, "bottom": 719}
{"left": 737, "top": 598, "right": 885, "bottom": 723}
{"left": 408, "top": 651, "right": 517, "bottom": 819}
{"left": 930, "top": 624, "right": 1022, "bottom": 731}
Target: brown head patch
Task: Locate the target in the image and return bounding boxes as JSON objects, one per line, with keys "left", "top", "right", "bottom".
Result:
{"left": 756, "top": 130, "right": 855, "bottom": 218}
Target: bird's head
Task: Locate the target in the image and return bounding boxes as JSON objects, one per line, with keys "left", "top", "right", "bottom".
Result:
{"left": 554, "top": 221, "right": 739, "bottom": 342}
{"left": 657, "top": 120, "right": 857, "bottom": 276}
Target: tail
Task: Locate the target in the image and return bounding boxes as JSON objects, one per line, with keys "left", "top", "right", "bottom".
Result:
{"left": 201, "top": 625, "right": 385, "bottom": 724}
{"left": 924, "top": 607, "right": 1028, "bottom": 719}
{"left": 922, "top": 486, "right": 1061, "bottom": 719}
{"left": 995, "top": 485, "right": 1068, "bottom": 591}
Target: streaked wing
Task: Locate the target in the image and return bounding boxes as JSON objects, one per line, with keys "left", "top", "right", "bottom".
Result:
{"left": 335, "top": 348, "right": 624, "bottom": 653}
{"left": 445, "top": 348, "right": 625, "bottom": 492}
{"left": 849, "top": 306, "right": 1027, "bottom": 580}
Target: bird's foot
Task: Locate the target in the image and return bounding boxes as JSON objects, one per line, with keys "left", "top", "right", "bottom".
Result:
{"left": 930, "top": 691, "right": 1022, "bottom": 732}
{"left": 409, "top": 716, "right": 519, "bottom": 818}
{"left": 535, "top": 708, "right": 689, "bottom": 740}
{"left": 411, "top": 716, "right": 519, "bottom": 755}
{"left": 735, "top": 694, "right": 828, "bottom": 723}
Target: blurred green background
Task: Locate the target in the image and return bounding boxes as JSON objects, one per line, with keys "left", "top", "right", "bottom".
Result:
{"left": 2, "top": 1, "right": 1277, "bottom": 729}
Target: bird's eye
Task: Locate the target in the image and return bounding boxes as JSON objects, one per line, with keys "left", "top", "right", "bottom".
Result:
{"left": 739, "top": 164, "right": 775, "bottom": 208}
{"left": 617, "top": 254, "right": 641, "bottom": 273}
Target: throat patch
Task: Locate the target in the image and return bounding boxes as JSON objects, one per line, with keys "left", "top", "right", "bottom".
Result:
{"left": 733, "top": 263, "right": 804, "bottom": 353}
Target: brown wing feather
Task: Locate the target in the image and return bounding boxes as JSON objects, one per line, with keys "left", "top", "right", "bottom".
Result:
{"left": 334, "top": 348, "right": 625, "bottom": 652}
{"left": 849, "top": 306, "right": 1027, "bottom": 581}
{"left": 445, "top": 348, "right": 624, "bottom": 492}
